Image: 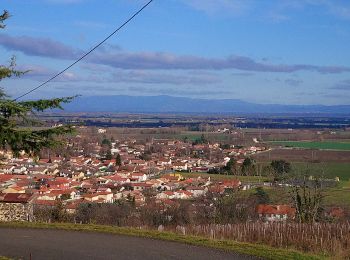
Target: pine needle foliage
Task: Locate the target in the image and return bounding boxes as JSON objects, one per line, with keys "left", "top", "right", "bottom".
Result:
{"left": 0, "top": 10, "right": 76, "bottom": 156}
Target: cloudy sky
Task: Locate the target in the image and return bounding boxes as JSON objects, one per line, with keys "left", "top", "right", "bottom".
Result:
{"left": 1, "top": 0, "right": 350, "bottom": 105}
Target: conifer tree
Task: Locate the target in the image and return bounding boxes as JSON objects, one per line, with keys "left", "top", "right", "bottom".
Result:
{"left": 0, "top": 10, "right": 75, "bottom": 156}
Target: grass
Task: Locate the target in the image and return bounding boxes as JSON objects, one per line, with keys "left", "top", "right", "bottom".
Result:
{"left": 0, "top": 257, "right": 11, "bottom": 260}
{"left": 324, "top": 181, "right": 350, "bottom": 207}
{"left": 291, "top": 162, "right": 350, "bottom": 181}
{"left": 183, "top": 163, "right": 350, "bottom": 207}
{"left": 181, "top": 172, "right": 272, "bottom": 182}
{"left": 269, "top": 141, "right": 350, "bottom": 151}
{"left": 0, "top": 222, "right": 325, "bottom": 260}
{"left": 184, "top": 162, "right": 350, "bottom": 182}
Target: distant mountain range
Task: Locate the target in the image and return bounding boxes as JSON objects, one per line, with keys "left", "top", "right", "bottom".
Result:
{"left": 61, "top": 95, "right": 350, "bottom": 114}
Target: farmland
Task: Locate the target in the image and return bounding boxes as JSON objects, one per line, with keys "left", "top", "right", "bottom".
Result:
{"left": 269, "top": 141, "right": 350, "bottom": 151}
{"left": 253, "top": 148, "right": 350, "bottom": 162}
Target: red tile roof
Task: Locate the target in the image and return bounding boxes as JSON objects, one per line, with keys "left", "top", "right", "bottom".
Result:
{"left": 257, "top": 204, "right": 296, "bottom": 216}
{"left": 0, "top": 193, "right": 34, "bottom": 203}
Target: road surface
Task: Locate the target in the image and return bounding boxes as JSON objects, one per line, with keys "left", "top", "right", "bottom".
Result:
{"left": 0, "top": 227, "right": 259, "bottom": 260}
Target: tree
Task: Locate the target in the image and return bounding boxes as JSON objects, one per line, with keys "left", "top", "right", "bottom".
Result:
{"left": 241, "top": 157, "right": 256, "bottom": 176}
{"left": 223, "top": 157, "right": 237, "bottom": 175}
{"left": 101, "top": 138, "right": 112, "bottom": 147}
{"left": 115, "top": 153, "right": 122, "bottom": 166}
{"left": 271, "top": 160, "right": 291, "bottom": 181}
{"left": 252, "top": 187, "right": 270, "bottom": 204}
{"left": 193, "top": 134, "right": 207, "bottom": 145}
{"left": 0, "top": 11, "right": 75, "bottom": 157}
{"left": 105, "top": 149, "right": 112, "bottom": 160}
{"left": 290, "top": 178, "right": 324, "bottom": 223}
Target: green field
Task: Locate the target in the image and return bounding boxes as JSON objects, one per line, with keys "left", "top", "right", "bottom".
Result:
{"left": 269, "top": 141, "right": 350, "bottom": 151}
{"left": 182, "top": 162, "right": 350, "bottom": 207}
{"left": 181, "top": 172, "right": 271, "bottom": 182}
{"left": 184, "top": 162, "right": 350, "bottom": 181}
{"left": 291, "top": 162, "right": 350, "bottom": 181}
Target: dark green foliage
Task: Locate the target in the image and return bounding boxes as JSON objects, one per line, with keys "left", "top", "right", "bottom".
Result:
{"left": 241, "top": 157, "right": 256, "bottom": 176}
{"left": 115, "top": 153, "right": 122, "bottom": 166}
{"left": 101, "top": 138, "right": 112, "bottom": 147}
{"left": 223, "top": 157, "right": 237, "bottom": 175}
{"left": 252, "top": 187, "right": 270, "bottom": 204}
{"left": 271, "top": 160, "right": 291, "bottom": 181}
{"left": 60, "top": 194, "right": 71, "bottom": 200}
{"left": 192, "top": 134, "right": 207, "bottom": 145}
{"left": 105, "top": 149, "right": 112, "bottom": 160}
{"left": 220, "top": 143, "right": 231, "bottom": 149}
{"left": 0, "top": 10, "right": 9, "bottom": 29}
{"left": 0, "top": 11, "right": 75, "bottom": 156}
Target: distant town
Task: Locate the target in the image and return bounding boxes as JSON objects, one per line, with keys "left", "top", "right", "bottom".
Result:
{"left": 1, "top": 123, "right": 349, "bottom": 225}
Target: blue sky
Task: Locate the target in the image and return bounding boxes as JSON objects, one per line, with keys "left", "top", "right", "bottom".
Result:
{"left": 1, "top": 0, "right": 350, "bottom": 105}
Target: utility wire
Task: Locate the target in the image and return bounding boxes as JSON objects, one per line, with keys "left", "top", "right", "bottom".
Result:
{"left": 14, "top": 0, "right": 154, "bottom": 101}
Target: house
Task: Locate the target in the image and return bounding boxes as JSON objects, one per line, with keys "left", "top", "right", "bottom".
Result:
{"left": 131, "top": 183, "right": 152, "bottom": 191}
{"left": 162, "top": 173, "right": 183, "bottom": 182}
{"left": 171, "top": 162, "right": 188, "bottom": 172}
{"left": 1, "top": 186, "right": 26, "bottom": 194}
{"left": 2, "top": 165, "right": 15, "bottom": 174}
{"left": 156, "top": 158, "right": 172, "bottom": 166}
{"left": 12, "top": 166, "right": 27, "bottom": 175}
{"left": 222, "top": 179, "right": 241, "bottom": 190}
{"left": 192, "top": 167, "right": 209, "bottom": 173}
{"left": 82, "top": 192, "right": 113, "bottom": 203}
{"left": 130, "top": 173, "right": 148, "bottom": 182}
{"left": 156, "top": 191, "right": 175, "bottom": 200}
{"left": 0, "top": 193, "right": 34, "bottom": 222}
{"left": 257, "top": 204, "right": 296, "bottom": 222}
{"left": 33, "top": 199, "right": 57, "bottom": 208}
{"left": 175, "top": 190, "right": 193, "bottom": 199}
{"left": 72, "top": 171, "right": 85, "bottom": 181}
{"left": 28, "top": 166, "right": 48, "bottom": 175}
{"left": 98, "top": 128, "right": 107, "bottom": 134}
{"left": 186, "top": 186, "right": 207, "bottom": 197}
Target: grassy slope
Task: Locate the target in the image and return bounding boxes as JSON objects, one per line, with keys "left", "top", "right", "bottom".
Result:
{"left": 0, "top": 222, "right": 325, "bottom": 260}
{"left": 183, "top": 162, "right": 350, "bottom": 181}
{"left": 182, "top": 162, "right": 350, "bottom": 207}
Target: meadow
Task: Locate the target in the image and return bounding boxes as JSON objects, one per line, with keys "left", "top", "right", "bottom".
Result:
{"left": 269, "top": 141, "right": 350, "bottom": 151}
{"left": 182, "top": 162, "right": 350, "bottom": 207}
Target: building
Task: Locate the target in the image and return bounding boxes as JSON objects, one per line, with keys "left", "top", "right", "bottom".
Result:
{"left": 257, "top": 204, "right": 296, "bottom": 222}
{"left": 0, "top": 193, "right": 34, "bottom": 222}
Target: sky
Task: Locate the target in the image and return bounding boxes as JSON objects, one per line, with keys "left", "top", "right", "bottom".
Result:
{"left": 1, "top": 0, "right": 350, "bottom": 105}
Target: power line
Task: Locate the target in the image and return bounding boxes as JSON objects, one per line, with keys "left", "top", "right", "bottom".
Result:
{"left": 14, "top": 0, "right": 154, "bottom": 101}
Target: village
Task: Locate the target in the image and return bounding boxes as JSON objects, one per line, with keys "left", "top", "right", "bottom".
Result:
{"left": 0, "top": 126, "right": 305, "bottom": 223}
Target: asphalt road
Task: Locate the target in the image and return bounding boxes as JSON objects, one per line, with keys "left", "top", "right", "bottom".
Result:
{"left": 0, "top": 227, "right": 259, "bottom": 260}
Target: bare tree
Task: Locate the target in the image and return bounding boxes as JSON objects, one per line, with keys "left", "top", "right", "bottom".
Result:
{"left": 290, "top": 178, "right": 324, "bottom": 223}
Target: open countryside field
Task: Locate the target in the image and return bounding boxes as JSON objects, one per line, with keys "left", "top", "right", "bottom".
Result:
{"left": 269, "top": 141, "right": 350, "bottom": 151}
{"left": 254, "top": 148, "right": 350, "bottom": 162}
{"left": 249, "top": 182, "right": 350, "bottom": 207}
{"left": 291, "top": 162, "right": 350, "bottom": 181}
{"left": 182, "top": 162, "right": 350, "bottom": 207}
{"left": 184, "top": 162, "right": 350, "bottom": 181}
{"left": 181, "top": 173, "right": 272, "bottom": 183}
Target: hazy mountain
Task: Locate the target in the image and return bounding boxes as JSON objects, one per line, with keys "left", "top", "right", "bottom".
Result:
{"left": 61, "top": 95, "right": 350, "bottom": 114}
